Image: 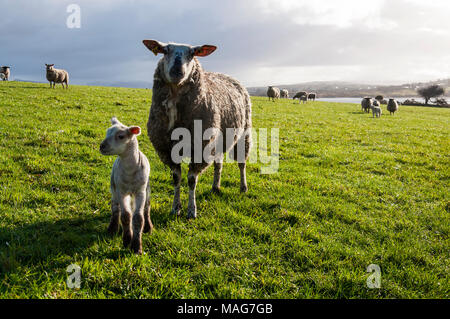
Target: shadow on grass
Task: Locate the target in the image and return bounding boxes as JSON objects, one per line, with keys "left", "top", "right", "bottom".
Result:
{"left": 0, "top": 214, "right": 110, "bottom": 274}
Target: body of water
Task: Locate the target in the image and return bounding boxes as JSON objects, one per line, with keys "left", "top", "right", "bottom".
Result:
{"left": 317, "top": 97, "right": 429, "bottom": 104}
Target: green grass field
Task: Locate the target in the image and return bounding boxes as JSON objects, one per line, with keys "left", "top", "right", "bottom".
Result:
{"left": 0, "top": 81, "right": 448, "bottom": 298}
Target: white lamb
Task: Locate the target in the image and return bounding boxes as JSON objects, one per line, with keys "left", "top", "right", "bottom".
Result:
{"left": 371, "top": 100, "right": 382, "bottom": 118}
{"left": 100, "top": 117, "right": 153, "bottom": 254}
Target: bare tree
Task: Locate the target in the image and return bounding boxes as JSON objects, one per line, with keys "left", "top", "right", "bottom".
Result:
{"left": 417, "top": 85, "right": 445, "bottom": 105}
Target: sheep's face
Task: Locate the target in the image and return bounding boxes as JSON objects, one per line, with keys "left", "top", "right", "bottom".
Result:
{"left": 45, "top": 64, "right": 55, "bottom": 72}
{"left": 100, "top": 117, "right": 141, "bottom": 156}
{"left": 143, "top": 40, "right": 216, "bottom": 86}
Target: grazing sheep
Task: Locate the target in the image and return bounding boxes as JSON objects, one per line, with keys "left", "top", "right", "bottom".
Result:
{"left": 143, "top": 40, "right": 252, "bottom": 219}
{"left": 371, "top": 100, "right": 382, "bottom": 118}
{"left": 292, "top": 91, "right": 307, "bottom": 101}
{"left": 267, "top": 86, "right": 280, "bottom": 101}
{"left": 45, "top": 64, "right": 69, "bottom": 89}
{"left": 99, "top": 117, "right": 153, "bottom": 254}
{"left": 280, "top": 89, "right": 289, "bottom": 98}
{"left": 387, "top": 98, "right": 399, "bottom": 115}
{"left": 0, "top": 66, "right": 10, "bottom": 81}
{"left": 308, "top": 93, "right": 317, "bottom": 101}
{"left": 361, "top": 97, "right": 373, "bottom": 113}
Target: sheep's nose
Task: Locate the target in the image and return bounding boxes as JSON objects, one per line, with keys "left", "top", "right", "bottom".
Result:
{"left": 100, "top": 143, "right": 106, "bottom": 151}
{"left": 170, "top": 67, "right": 183, "bottom": 78}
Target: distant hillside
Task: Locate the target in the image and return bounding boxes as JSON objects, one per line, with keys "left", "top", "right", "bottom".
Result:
{"left": 248, "top": 78, "right": 450, "bottom": 98}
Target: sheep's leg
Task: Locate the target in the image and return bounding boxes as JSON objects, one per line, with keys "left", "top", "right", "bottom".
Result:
{"left": 130, "top": 191, "right": 146, "bottom": 255}
{"left": 119, "top": 194, "right": 132, "bottom": 248}
{"left": 238, "top": 162, "right": 248, "bottom": 193}
{"left": 212, "top": 159, "right": 223, "bottom": 193}
{"left": 187, "top": 170, "right": 199, "bottom": 219}
{"left": 171, "top": 165, "right": 182, "bottom": 216}
{"left": 231, "top": 132, "right": 250, "bottom": 192}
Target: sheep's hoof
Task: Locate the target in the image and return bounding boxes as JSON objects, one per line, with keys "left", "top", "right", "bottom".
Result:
{"left": 187, "top": 207, "right": 197, "bottom": 219}
{"left": 122, "top": 232, "right": 132, "bottom": 248}
{"left": 170, "top": 208, "right": 181, "bottom": 216}
{"left": 240, "top": 185, "right": 248, "bottom": 193}
{"left": 143, "top": 221, "right": 153, "bottom": 234}
{"left": 211, "top": 186, "right": 221, "bottom": 194}
{"left": 107, "top": 222, "right": 119, "bottom": 235}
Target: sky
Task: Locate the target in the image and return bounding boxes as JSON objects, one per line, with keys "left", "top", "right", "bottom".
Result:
{"left": 1, "top": 0, "right": 449, "bottom": 87}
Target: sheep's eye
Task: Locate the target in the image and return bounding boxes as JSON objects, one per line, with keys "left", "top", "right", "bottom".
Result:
{"left": 118, "top": 135, "right": 125, "bottom": 140}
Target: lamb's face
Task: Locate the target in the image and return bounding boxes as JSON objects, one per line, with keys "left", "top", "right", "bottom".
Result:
{"left": 143, "top": 40, "right": 217, "bottom": 86}
{"left": 100, "top": 117, "right": 140, "bottom": 156}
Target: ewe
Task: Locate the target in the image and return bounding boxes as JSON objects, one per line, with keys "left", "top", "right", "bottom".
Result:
{"left": 142, "top": 40, "right": 252, "bottom": 219}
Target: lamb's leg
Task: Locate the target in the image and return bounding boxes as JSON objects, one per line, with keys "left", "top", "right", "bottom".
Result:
{"left": 171, "top": 164, "right": 182, "bottom": 216}
{"left": 143, "top": 183, "right": 153, "bottom": 233}
{"left": 130, "top": 191, "right": 146, "bottom": 255}
{"left": 107, "top": 198, "right": 120, "bottom": 235}
{"left": 119, "top": 194, "right": 132, "bottom": 248}
{"left": 212, "top": 160, "right": 223, "bottom": 193}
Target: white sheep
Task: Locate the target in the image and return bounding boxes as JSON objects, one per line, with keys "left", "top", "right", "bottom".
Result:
{"left": 267, "top": 86, "right": 280, "bottom": 101}
{"left": 100, "top": 117, "right": 153, "bottom": 254}
{"left": 0, "top": 66, "right": 10, "bottom": 81}
{"left": 280, "top": 89, "right": 289, "bottom": 98}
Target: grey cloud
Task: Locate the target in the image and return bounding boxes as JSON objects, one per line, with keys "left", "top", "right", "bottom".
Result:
{"left": 1, "top": 0, "right": 448, "bottom": 86}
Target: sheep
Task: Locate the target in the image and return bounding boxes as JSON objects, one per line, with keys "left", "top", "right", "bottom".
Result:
{"left": 361, "top": 97, "right": 373, "bottom": 113}
{"left": 142, "top": 40, "right": 252, "bottom": 219}
{"left": 45, "top": 64, "right": 69, "bottom": 89}
{"left": 307, "top": 93, "right": 317, "bottom": 101}
{"left": 99, "top": 117, "right": 153, "bottom": 254}
{"left": 267, "top": 86, "right": 280, "bottom": 101}
{"left": 0, "top": 66, "right": 10, "bottom": 81}
{"left": 292, "top": 91, "right": 307, "bottom": 102}
{"left": 387, "top": 98, "right": 399, "bottom": 115}
{"left": 371, "top": 100, "right": 382, "bottom": 118}
{"left": 280, "top": 89, "right": 289, "bottom": 98}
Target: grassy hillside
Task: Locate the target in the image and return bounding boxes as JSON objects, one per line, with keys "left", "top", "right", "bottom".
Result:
{"left": 0, "top": 81, "right": 448, "bottom": 298}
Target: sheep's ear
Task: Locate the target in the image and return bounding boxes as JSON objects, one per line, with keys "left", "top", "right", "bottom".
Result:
{"left": 111, "top": 117, "right": 120, "bottom": 125}
{"left": 128, "top": 126, "right": 141, "bottom": 136}
{"left": 143, "top": 40, "right": 167, "bottom": 56}
{"left": 193, "top": 45, "right": 217, "bottom": 57}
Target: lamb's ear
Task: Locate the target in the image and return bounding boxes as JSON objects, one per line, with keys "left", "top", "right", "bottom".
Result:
{"left": 193, "top": 45, "right": 217, "bottom": 57}
{"left": 128, "top": 126, "right": 141, "bottom": 136}
{"left": 111, "top": 117, "right": 120, "bottom": 125}
{"left": 143, "top": 40, "right": 167, "bottom": 56}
